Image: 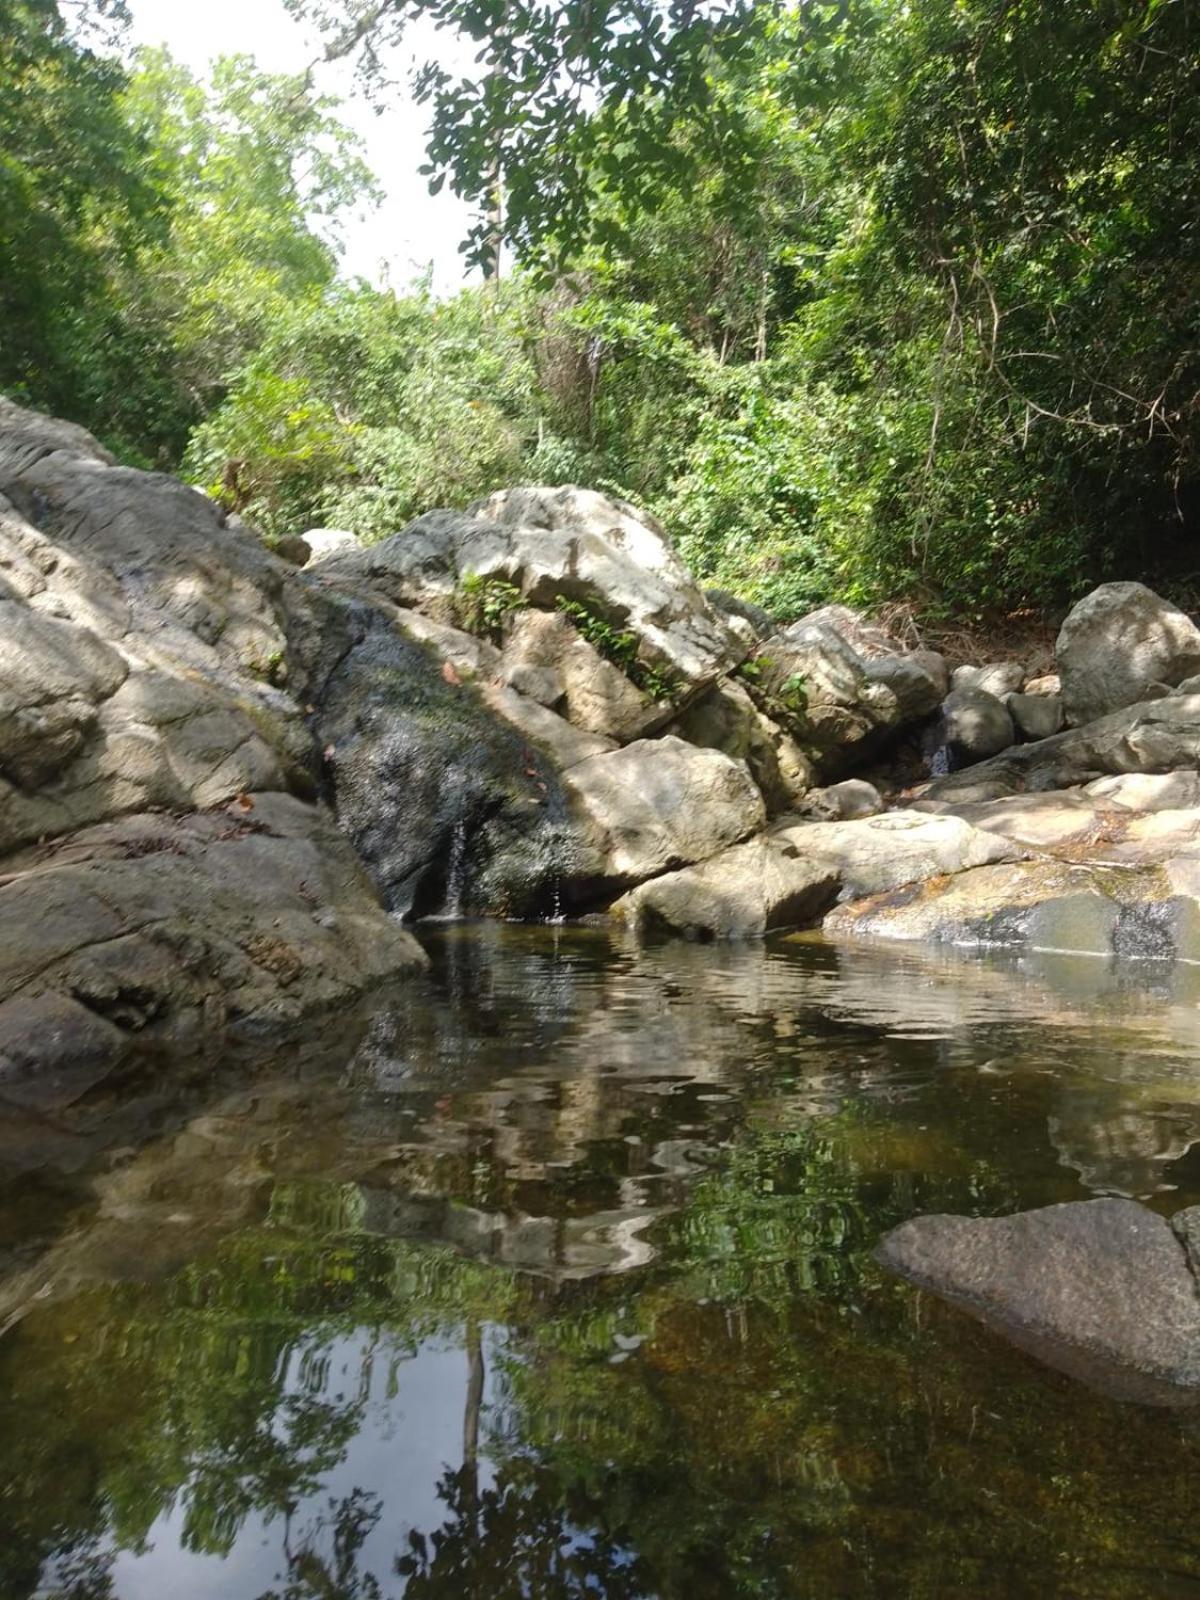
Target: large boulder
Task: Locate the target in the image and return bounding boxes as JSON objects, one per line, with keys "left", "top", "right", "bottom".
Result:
{"left": 563, "top": 737, "right": 766, "bottom": 898}
{"left": 498, "top": 607, "right": 664, "bottom": 742}
{"left": 951, "top": 661, "right": 1025, "bottom": 698}
{"left": 0, "top": 401, "right": 437, "bottom": 1065}
{"left": 939, "top": 686, "right": 1015, "bottom": 763}
{"left": 774, "top": 809, "right": 1019, "bottom": 900}
{"left": 612, "top": 834, "right": 839, "bottom": 940}
{"left": 751, "top": 614, "right": 944, "bottom": 773}
{"left": 825, "top": 852, "right": 1200, "bottom": 963}
{"left": 321, "top": 486, "right": 745, "bottom": 691}
{"left": 0, "top": 794, "right": 426, "bottom": 1097}
{"left": 1006, "top": 690, "right": 1064, "bottom": 742}
{"left": 877, "top": 1199, "right": 1200, "bottom": 1404}
{"left": 1057, "top": 581, "right": 1200, "bottom": 725}
{"left": 668, "top": 678, "right": 815, "bottom": 813}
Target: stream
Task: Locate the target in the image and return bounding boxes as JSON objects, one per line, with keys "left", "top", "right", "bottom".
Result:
{"left": 3, "top": 926, "right": 1200, "bottom": 1598}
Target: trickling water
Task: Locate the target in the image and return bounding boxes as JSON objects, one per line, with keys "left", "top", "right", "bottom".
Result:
{"left": 548, "top": 872, "right": 565, "bottom": 924}
{"left": 927, "top": 741, "right": 952, "bottom": 776}
{"left": 440, "top": 818, "right": 469, "bottom": 919}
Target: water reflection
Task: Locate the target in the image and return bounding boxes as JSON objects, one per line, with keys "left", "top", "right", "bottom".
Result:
{"left": 4, "top": 928, "right": 1200, "bottom": 1597}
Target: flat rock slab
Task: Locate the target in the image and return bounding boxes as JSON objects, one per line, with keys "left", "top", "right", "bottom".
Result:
{"left": 824, "top": 857, "right": 1200, "bottom": 962}
{"left": 775, "top": 809, "right": 1020, "bottom": 900}
{"left": 878, "top": 1198, "right": 1200, "bottom": 1404}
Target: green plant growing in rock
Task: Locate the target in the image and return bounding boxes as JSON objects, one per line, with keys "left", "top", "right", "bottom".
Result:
{"left": 556, "top": 598, "right": 680, "bottom": 705}
{"left": 454, "top": 573, "right": 526, "bottom": 644}
{"left": 737, "top": 656, "right": 808, "bottom": 727}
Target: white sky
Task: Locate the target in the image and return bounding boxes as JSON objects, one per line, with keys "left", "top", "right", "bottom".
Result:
{"left": 126, "top": 0, "right": 480, "bottom": 294}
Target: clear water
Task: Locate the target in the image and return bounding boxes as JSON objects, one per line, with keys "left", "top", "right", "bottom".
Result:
{"left": 4, "top": 926, "right": 1200, "bottom": 1599}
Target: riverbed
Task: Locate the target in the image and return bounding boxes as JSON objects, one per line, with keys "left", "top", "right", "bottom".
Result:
{"left": 3, "top": 927, "right": 1200, "bottom": 1598}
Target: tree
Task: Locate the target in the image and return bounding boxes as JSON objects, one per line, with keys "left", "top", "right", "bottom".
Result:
{"left": 0, "top": 0, "right": 165, "bottom": 426}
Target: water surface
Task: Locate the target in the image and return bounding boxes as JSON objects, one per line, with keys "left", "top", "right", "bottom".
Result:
{"left": 4, "top": 927, "right": 1200, "bottom": 1598}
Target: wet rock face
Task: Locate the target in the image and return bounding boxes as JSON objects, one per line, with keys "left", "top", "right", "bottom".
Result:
{"left": 1057, "top": 581, "right": 1200, "bottom": 726}
{"left": 311, "top": 602, "right": 581, "bottom": 920}
{"left": 877, "top": 1199, "right": 1200, "bottom": 1404}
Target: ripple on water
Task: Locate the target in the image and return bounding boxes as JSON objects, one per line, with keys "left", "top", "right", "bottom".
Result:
{"left": 3, "top": 926, "right": 1200, "bottom": 1598}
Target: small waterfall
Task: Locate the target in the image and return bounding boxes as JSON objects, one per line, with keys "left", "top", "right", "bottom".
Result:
{"left": 440, "top": 818, "right": 469, "bottom": 920}
{"left": 548, "top": 873, "right": 565, "bottom": 925}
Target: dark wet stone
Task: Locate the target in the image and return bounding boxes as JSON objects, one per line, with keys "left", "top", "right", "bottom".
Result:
{"left": 877, "top": 1198, "right": 1200, "bottom": 1405}
{"left": 0, "top": 991, "right": 130, "bottom": 1111}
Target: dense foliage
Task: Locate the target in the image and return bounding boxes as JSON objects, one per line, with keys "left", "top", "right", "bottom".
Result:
{"left": 5, "top": 0, "right": 1200, "bottom": 616}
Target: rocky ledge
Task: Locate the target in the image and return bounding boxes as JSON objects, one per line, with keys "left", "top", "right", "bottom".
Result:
{"left": 7, "top": 395, "right": 1200, "bottom": 1103}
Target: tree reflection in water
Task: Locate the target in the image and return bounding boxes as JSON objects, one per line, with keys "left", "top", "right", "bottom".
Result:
{"left": 6, "top": 929, "right": 1200, "bottom": 1598}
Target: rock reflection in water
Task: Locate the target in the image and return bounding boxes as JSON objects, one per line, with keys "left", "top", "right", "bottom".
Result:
{"left": 4, "top": 928, "right": 1200, "bottom": 1597}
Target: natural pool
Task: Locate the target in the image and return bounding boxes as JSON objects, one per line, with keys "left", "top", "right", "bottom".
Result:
{"left": 3, "top": 927, "right": 1200, "bottom": 1599}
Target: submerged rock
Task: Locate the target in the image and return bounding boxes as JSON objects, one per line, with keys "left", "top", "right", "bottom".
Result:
{"left": 878, "top": 1199, "right": 1200, "bottom": 1404}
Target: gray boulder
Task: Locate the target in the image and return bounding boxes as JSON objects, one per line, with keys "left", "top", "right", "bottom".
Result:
{"left": 939, "top": 686, "right": 1015, "bottom": 762}
{"left": 952, "top": 661, "right": 1025, "bottom": 698}
{"left": 613, "top": 834, "right": 839, "bottom": 940}
{"left": 668, "top": 678, "right": 815, "bottom": 814}
{"left": 806, "top": 779, "right": 883, "bottom": 821}
{"left": 1006, "top": 690, "right": 1064, "bottom": 741}
{"left": 752, "top": 617, "right": 943, "bottom": 772}
{"left": 877, "top": 1199, "right": 1200, "bottom": 1404}
{"left": 564, "top": 736, "right": 766, "bottom": 896}
{"left": 1057, "top": 581, "right": 1200, "bottom": 725}
{"left": 0, "top": 794, "right": 426, "bottom": 1085}
{"left": 773, "top": 809, "right": 1019, "bottom": 900}
{"left": 794, "top": 603, "right": 903, "bottom": 660}
{"left": 322, "top": 486, "right": 745, "bottom": 691}
{"left": 498, "top": 607, "right": 663, "bottom": 742}
{"left": 925, "top": 692, "right": 1200, "bottom": 804}
{"left": 824, "top": 847, "right": 1200, "bottom": 964}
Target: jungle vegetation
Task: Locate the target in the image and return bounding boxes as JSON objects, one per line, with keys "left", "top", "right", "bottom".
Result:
{"left": 4, "top": 0, "right": 1198, "bottom": 619}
